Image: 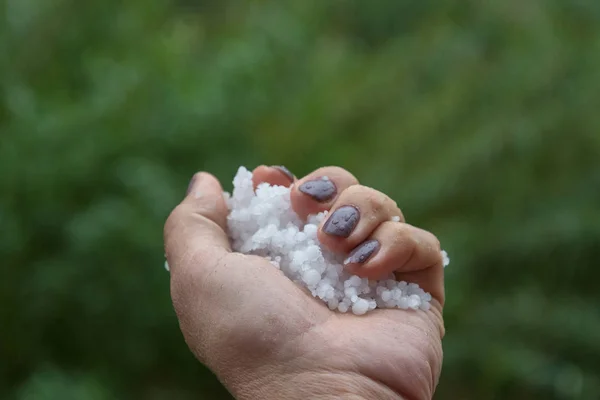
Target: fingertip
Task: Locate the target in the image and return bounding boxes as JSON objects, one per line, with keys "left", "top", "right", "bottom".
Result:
{"left": 186, "top": 172, "right": 221, "bottom": 196}
{"left": 184, "top": 171, "right": 228, "bottom": 229}
{"left": 271, "top": 165, "right": 295, "bottom": 182}
{"left": 251, "top": 165, "right": 271, "bottom": 189}
{"left": 196, "top": 171, "right": 221, "bottom": 184}
{"left": 252, "top": 165, "right": 296, "bottom": 189}
{"left": 290, "top": 166, "right": 359, "bottom": 219}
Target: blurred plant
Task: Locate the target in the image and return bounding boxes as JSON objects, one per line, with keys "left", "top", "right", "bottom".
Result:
{"left": 1, "top": 0, "right": 599, "bottom": 399}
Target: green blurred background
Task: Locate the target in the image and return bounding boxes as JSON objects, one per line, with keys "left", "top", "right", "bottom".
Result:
{"left": 2, "top": 0, "right": 600, "bottom": 399}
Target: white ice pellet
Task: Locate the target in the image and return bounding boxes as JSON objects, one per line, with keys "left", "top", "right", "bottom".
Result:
{"left": 303, "top": 224, "right": 318, "bottom": 239}
{"left": 302, "top": 269, "right": 321, "bottom": 286}
{"left": 352, "top": 298, "right": 370, "bottom": 315}
{"left": 397, "top": 297, "right": 409, "bottom": 310}
{"left": 328, "top": 298, "right": 339, "bottom": 310}
{"left": 345, "top": 287, "right": 358, "bottom": 298}
{"left": 381, "top": 290, "right": 392, "bottom": 302}
{"left": 408, "top": 294, "right": 421, "bottom": 310}
{"left": 316, "top": 284, "right": 327, "bottom": 298}
{"left": 190, "top": 166, "right": 449, "bottom": 315}
{"left": 326, "top": 287, "right": 335, "bottom": 300}
{"left": 368, "top": 300, "right": 377, "bottom": 310}
{"left": 295, "top": 232, "right": 307, "bottom": 242}
{"left": 441, "top": 250, "right": 450, "bottom": 268}
{"left": 349, "top": 275, "right": 362, "bottom": 287}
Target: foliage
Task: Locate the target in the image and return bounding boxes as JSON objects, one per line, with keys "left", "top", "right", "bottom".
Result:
{"left": 2, "top": 0, "right": 599, "bottom": 398}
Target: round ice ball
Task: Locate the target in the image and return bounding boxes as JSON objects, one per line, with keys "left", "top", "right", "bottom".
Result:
{"left": 302, "top": 269, "right": 321, "bottom": 286}
{"left": 352, "top": 299, "right": 370, "bottom": 315}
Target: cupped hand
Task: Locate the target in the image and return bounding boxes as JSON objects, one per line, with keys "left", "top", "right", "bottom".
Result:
{"left": 164, "top": 166, "right": 445, "bottom": 400}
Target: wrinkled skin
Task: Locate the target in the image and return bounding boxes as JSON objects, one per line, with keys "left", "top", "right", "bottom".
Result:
{"left": 164, "top": 166, "right": 445, "bottom": 400}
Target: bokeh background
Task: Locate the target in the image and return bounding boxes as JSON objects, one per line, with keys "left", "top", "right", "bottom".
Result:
{"left": 2, "top": 0, "right": 600, "bottom": 399}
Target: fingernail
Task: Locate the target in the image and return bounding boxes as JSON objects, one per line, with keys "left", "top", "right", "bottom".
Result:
{"left": 344, "top": 240, "right": 380, "bottom": 265}
{"left": 298, "top": 177, "right": 337, "bottom": 202}
{"left": 322, "top": 205, "right": 360, "bottom": 237}
{"left": 272, "top": 165, "right": 295, "bottom": 182}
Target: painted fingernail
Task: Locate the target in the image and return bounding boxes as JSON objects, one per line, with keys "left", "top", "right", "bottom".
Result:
{"left": 186, "top": 175, "right": 196, "bottom": 195}
{"left": 344, "top": 240, "right": 380, "bottom": 265}
{"left": 298, "top": 177, "right": 337, "bottom": 202}
{"left": 322, "top": 205, "right": 360, "bottom": 237}
{"left": 272, "top": 165, "right": 295, "bottom": 182}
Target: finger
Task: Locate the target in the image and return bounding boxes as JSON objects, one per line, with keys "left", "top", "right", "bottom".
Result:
{"left": 344, "top": 222, "right": 445, "bottom": 305}
{"left": 164, "top": 172, "right": 231, "bottom": 274}
{"left": 317, "top": 185, "right": 404, "bottom": 253}
{"left": 252, "top": 165, "right": 296, "bottom": 189}
{"left": 290, "top": 166, "right": 359, "bottom": 219}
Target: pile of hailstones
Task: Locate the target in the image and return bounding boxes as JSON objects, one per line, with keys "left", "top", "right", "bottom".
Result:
{"left": 221, "top": 167, "right": 450, "bottom": 316}
{"left": 164, "top": 167, "right": 450, "bottom": 315}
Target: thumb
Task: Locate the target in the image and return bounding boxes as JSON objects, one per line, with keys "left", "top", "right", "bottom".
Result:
{"left": 164, "top": 172, "right": 231, "bottom": 274}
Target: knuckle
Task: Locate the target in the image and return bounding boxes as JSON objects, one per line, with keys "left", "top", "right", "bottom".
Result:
{"left": 427, "top": 232, "right": 442, "bottom": 252}
{"left": 368, "top": 189, "right": 394, "bottom": 216}
{"left": 164, "top": 204, "right": 188, "bottom": 238}
{"left": 164, "top": 211, "right": 178, "bottom": 242}
{"left": 343, "top": 185, "right": 387, "bottom": 212}
{"left": 406, "top": 232, "right": 419, "bottom": 254}
{"left": 163, "top": 204, "right": 199, "bottom": 262}
{"left": 319, "top": 166, "right": 357, "bottom": 181}
{"left": 414, "top": 228, "right": 444, "bottom": 266}
{"left": 420, "top": 228, "right": 442, "bottom": 253}
{"left": 365, "top": 190, "right": 384, "bottom": 210}
{"left": 406, "top": 227, "right": 419, "bottom": 251}
{"left": 390, "top": 222, "right": 412, "bottom": 247}
{"left": 341, "top": 184, "right": 365, "bottom": 199}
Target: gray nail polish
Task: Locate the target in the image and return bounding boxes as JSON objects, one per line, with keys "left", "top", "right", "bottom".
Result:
{"left": 298, "top": 178, "right": 337, "bottom": 202}
{"left": 344, "top": 240, "right": 380, "bottom": 265}
{"left": 272, "top": 165, "right": 295, "bottom": 182}
{"left": 322, "top": 205, "right": 360, "bottom": 237}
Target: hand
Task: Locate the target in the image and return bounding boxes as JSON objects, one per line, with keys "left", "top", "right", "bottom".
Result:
{"left": 164, "top": 165, "right": 445, "bottom": 400}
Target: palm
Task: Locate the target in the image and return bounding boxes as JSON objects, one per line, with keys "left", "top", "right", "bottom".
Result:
{"left": 216, "top": 254, "right": 443, "bottom": 400}
{"left": 331, "top": 309, "right": 443, "bottom": 398}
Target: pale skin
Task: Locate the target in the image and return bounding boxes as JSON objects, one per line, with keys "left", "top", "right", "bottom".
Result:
{"left": 164, "top": 166, "right": 445, "bottom": 400}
